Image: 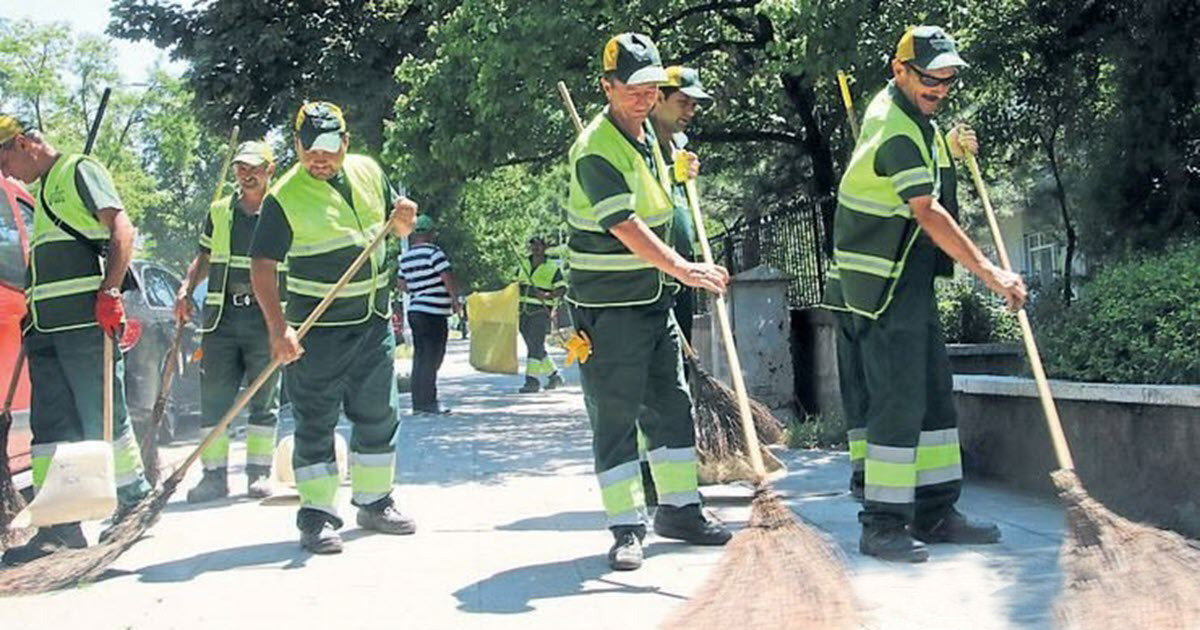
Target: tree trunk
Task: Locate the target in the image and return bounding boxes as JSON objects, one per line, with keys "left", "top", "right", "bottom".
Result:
{"left": 780, "top": 72, "right": 837, "bottom": 256}
{"left": 1045, "top": 135, "right": 1076, "bottom": 306}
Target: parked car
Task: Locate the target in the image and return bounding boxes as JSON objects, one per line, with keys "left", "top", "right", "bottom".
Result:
{"left": 122, "top": 260, "right": 203, "bottom": 444}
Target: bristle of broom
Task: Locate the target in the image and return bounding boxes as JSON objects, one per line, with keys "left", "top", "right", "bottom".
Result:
{"left": 663, "top": 485, "right": 859, "bottom": 630}
{"left": 688, "top": 355, "right": 785, "bottom": 460}
{"left": 1052, "top": 469, "right": 1200, "bottom": 630}
{"left": 0, "top": 477, "right": 176, "bottom": 595}
{"left": 1, "top": 412, "right": 33, "bottom": 551}
{"left": 139, "top": 427, "right": 161, "bottom": 488}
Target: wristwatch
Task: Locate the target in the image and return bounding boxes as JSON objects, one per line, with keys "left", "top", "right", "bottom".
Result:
{"left": 99, "top": 287, "right": 122, "bottom": 298}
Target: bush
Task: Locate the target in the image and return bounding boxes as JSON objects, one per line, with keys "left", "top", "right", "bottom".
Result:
{"left": 936, "top": 278, "right": 1020, "bottom": 344}
{"left": 1036, "top": 241, "right": 1200, "bottom": 385}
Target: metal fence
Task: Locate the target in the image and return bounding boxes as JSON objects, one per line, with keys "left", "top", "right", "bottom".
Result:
{"left": 705, "top": 201, "right": 829, "bottom": 310}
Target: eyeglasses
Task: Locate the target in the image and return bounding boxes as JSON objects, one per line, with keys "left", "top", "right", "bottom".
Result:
{"left": 905, "top": 63, "right": 958, "bottom": 88}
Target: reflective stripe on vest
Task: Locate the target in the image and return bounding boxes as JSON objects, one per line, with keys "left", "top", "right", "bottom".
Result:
{"left": 518, "top": 259, "right": 566, "bottom": 307}
{"left": 201, "top": 195, "right": 288, "bottom": 333}
{"left": 824, "top": 85, "right": 942, "bottom": 319}
{"left": 269, "top": 155, "right": 390, "bottom": 327}
{"left": 26, "top": 154, "right": 109, "bottom": 333}
{"left": 566, "top": 111, "right": 675, "bottom": 308}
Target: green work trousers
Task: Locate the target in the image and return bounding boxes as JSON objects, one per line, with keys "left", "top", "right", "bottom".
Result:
{"left": 837, "top": 310, "right": 867, "bottom": 496}
{"left": 199, "top": 305, "right": 280, "bottom": 475}
{"left": 24, "top": 326, "right": 149, "bottom": 506}
{"left": 572, "top": 297, "right": 700, "bottom": 528}
{"left": 519, "top": 306, "right": 556, "bottom": 379}
{"left": 288, "top": 316, "right": 398, "bottom": 519}
{"left": 836, "top": 239, "right": 962, "bottom": 530}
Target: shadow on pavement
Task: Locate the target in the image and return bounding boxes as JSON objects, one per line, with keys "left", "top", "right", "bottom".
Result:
{"left": 452, "top": 550, "right": 688, "bottom": 614}
{"left": 134, "top": 541, "right": 312, "bottom": 583}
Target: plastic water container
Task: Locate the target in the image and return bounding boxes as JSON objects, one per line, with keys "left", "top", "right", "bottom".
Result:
{"left": 11, "top": 440, "right": 117, "bottom": 528}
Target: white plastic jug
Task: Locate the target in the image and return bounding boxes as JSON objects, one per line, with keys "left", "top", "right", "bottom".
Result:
{"left": 272, "top": 433, "right": 349, "bottom": 487}
{"left": 10, "top": 440, "right": 117, "bottom": 529}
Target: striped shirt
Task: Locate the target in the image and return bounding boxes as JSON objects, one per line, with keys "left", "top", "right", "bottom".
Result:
{"left": 400, "top": 242, "right": 452, "bottom": 316}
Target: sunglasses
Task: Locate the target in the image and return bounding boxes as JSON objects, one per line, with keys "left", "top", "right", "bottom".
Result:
{"left": 905, "top": 63, "right": 959, "bottom": 88}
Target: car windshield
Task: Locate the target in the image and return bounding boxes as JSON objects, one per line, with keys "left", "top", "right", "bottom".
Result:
{"left": 0, "top": 185, "right": 28, "bottom": 290}
{"left": 140, "top": 266, "right": 179, "bottom": 308}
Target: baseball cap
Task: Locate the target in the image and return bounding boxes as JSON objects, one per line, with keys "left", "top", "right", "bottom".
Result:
{"left": 413, "top": 214, "right": 434, "bottom": 234}
{"left": 602, "top": 33, "right": 668, "bottom": 85}
{"left": 294, "top": 102, "right": 347, "bottom": 152}
{"left": 895, "top": 26, "right": 968, "bottom": 70}
{"left": 232, "top": 140, "right": 275, "bottom": 166}
{"left": 0, "top": 115, "right": 27, "bottom": 146}
{"left": 663, "top": 66, "right": 713, "bottom": 104}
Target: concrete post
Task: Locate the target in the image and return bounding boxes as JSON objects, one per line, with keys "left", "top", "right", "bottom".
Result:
{"left": 727, "top": 265, "right": 794, "bottom": 410}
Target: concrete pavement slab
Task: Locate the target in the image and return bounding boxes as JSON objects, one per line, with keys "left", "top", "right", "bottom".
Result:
{"left": 1, "top": 339, "right": 1067, "bottom": 629}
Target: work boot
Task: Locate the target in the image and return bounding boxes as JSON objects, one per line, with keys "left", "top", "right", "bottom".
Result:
{"left": 298, "top": 509, "right": 343, "bottom": 554}
{"left": 2, "top": 522, "right": 87, "bottom": 566}
{"left": 545, "top": 372, "right": 563, "bottom": 390}
{"left": 247, "top": 470, "right": 274, "bottom": 499}
{"left": 859, "top": 526, "right": 929, "bottom": 563}
{"left": 911, "top": 509, "right": 1002, "bottom": 545}
{"left": 356, "top": 496, "right": 416, "bottom": 535}
{"left": 518, "top": 377, "right": 540, "bottom": 393}
{"left": 187, "top": 468, "right": 229, "bottom": 504}
{"left": 653, "top": 504, "right": 731, "bottom": 545}
{"left": 607, "top": 526, "right": 645, "bottom": 571}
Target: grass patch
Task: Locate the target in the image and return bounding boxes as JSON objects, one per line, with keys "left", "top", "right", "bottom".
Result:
{"left": 784, "top": 412, "right": 848, "bottom": 450}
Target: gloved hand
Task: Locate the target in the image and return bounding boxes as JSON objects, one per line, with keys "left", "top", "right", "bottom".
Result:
{"left": 564, "top": 330, "right": 592, "bottom": 366}
{"left": 95, "top": 288, "right": 125, "bottom": 335}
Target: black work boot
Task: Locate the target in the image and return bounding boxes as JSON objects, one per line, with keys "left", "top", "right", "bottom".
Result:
{"left": 246, "top": 468, "right": 274, "bottom": 499}
{"left": 545, "top": 372, "right": 563, "bottom": 390}
{"left": 860, "top": 526, "right": 929, "bottom": 563}
{"left": 297, "top": 508, "right": 344, "bottom": 554}
{"left": 911, "top": 509, "right": 1001, "bottom": 545}
{"left": 518, "top": 377, "right": 540, "bottom": 393}
{"left": 2, "top": 522, "right": 87, "bottom": 566}
{"left": 653, "top": 504, "right": 731, "bottom": 545}
{"left": 356, "top": 496, "right": 416, "bottom": 535}
{"left": 607, "top": 525, "right": 645, "bottom": 571}
{"left": 187, "top": 468, "right": 229, "bottom": 504}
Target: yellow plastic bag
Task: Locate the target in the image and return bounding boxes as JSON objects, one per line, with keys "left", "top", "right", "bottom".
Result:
{"left": 466, "top": 282, "right": 519, "bottom": 374}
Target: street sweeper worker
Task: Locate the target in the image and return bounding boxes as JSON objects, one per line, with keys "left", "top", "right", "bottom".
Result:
{"left": 515, "top": 235, "right": 566, "bottom": 394}
{"left": 0, "top": 115, "right": 149, "bottom": 565}
{"left": 174, "top": 140, "right": 287, "bottom": 503}
{"left": 249, "top": 101, "right": 418, "bottom": 554}
{"left": 822, "top": 26, "right": 1027, "bottom": 563}
{"left": 567, "top": 33, "right": 731, "bottom": 572}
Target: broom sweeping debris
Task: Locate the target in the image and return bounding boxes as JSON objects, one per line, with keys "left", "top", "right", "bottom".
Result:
{"left": 965, "top": 153, "right": 1200, "bottom": 630}
{"left": 554, "top": 81, "right": 786, "bottom": 485}
{"left": 0, "top": 350, "right": 31, "bottom": 550}
{"left": 663, "top": 175, "right": 857, "bottom": 630}
{"left": 0, "top": 197, "right": 407, "bottom": 595}
{"left": 139, "top": 125, "right": 240, "bottom": 488}
{"left": 555, "top": 80, "right": 856, "bottom": 629}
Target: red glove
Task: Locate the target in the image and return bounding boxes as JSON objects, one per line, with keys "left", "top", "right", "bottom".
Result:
{"left": 95, "top": 288, "right": 125, "bottom": 335}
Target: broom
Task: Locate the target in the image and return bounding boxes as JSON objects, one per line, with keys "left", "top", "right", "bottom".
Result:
{"left": 0, "top": 350, "right": 31, "bottom": 550}
{"left": 0, "top": 194, "right": 408, "bottom": 595}
{"left": 555, "top": 80, "right": 856, "bottom": 628}
{"left": 964, "top": 153, "right": 1200, "bottom": 630}
{"left": 139, "top": 125, "right": 240, "bottom": 487}
{"left": 553, "top": 82, "right": 785, "bottom": 457}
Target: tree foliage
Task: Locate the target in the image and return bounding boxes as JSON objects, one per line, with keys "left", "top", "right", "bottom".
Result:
{"left": 0, "top": 18, "right": 226, "bottom": 271}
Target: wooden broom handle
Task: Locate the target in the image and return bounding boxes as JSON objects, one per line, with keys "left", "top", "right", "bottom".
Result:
{"left": 103, "top": 333, "right": 113, "bottom": 443}
{"left": 168, "top": 213, "right": 397, "bottom": 483}
{"left": 965, "top": 154, "right": 1075, "bottom": 471}
{"left": 684, "top": 180, "right": 765, "bottom": 479}
{"left": 2, "top": 349, "right": 24, "bottom": 415}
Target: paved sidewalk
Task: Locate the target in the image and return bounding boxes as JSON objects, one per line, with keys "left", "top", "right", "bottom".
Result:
{"left": 0, "top": 339, "right": 1065, "bottom": 629}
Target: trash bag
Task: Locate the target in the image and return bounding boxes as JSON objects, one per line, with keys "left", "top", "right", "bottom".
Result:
{"left": 466, "top": 283, "right": 519, "bottom": 374}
